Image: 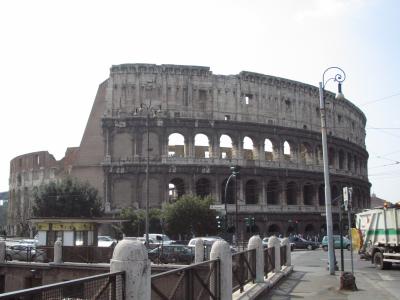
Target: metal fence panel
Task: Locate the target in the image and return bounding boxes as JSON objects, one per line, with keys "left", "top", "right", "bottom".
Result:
{"left": 264, "top": 247, "right": 275, "bottom": 276}
{"left": 151, "top": 259, "right": 220, "bottom": 300}
{"left": 0, "top": 271, "right": 125, "bottom": 300}
{"left": 280, "top": 245, "right": 287, "bottom": 266}
{"left": 231, "top": 249, "right": 256, "bottom": 293}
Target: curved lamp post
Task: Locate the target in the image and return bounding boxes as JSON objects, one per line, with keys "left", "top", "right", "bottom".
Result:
{"left": 319, "top": 67, "right": 346, "bottom": 275}
{"left": 135, "top": 102, "right": 162, "bottom": 247}
{"left": 224, "top": 166, "right": 241, "bottom": 242}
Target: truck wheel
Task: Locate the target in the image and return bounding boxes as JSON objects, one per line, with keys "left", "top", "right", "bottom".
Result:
{"left": 323, "top": 246, "right": 328, "bottom": 251}
{"left": 307, "top": 244, "right": 313, "bottom": 250}
{"left": 373, "top": 252, "right": 385, "bottom": 270}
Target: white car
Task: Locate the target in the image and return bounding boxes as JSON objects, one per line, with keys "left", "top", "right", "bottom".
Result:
{"left": 98, "top": 236, "right": 117, "bottom": 247}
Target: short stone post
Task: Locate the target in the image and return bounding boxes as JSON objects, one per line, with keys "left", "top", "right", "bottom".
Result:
{"left": 0, "top": 241, "right": 5, "bottom": 263}
{"left": 110, "top": 239, "right": 150, "bottom": 300}
{"left": 280, "top": 238, "right": 291, "bottom": 266}
{"left": 210, "top": 240, "right": 232, "bottom": 300}
{"left": 247, "top": 235, "right": 264, "bottom": 283}
{"left": 54, "top": 238, "right": 62, "bottom": 264}
{"left": 194, "top": 238, "right": 204, "bottom": 263}
{"left": 267, "top": 236, "right": 281, "bottom": 273}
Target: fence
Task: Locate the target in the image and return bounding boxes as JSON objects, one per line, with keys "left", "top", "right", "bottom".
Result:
{"left": 264, "top": 247, "right": 275, "bottom": 276}
{"left": 232, "top": 249, "right": 256, "bottom": 293}
{"left": 37, "top": 245, "right": 114, "bottom": 263}
{"left": 0, "top": 271, "right": 125, "bottom": 300}
{"left": 151, "top": 259, "right": 220, "bottom": 300}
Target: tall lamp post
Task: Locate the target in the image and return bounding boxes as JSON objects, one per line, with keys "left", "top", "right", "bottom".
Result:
{"left": 224, "top": 166, "right": 240, "bottom": 242}
{"left": 136, "top": 102, "right": 162, "bottom": 247}
{"left": 319, "top": 67, "right": 346, "bottom": 275}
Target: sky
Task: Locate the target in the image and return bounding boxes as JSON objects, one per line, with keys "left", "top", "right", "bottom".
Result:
{"left": 1, "top": 0, "right": 399, "bottom": 202}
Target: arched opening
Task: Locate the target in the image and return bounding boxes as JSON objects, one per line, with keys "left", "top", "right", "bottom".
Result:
{"left": 300, "top": 143, "right": 312, "bottom": 165}
{"left": 316, "top": 145, "right": 323, "bottom": 165}
{"left": 287, "top": 226, "right": 295, "bottom": 235}
{"left": 264, "top": 139, "right": 274, "bottom": 161}
{"left": 221, "top": 178, "right": 235, "bottom": 204}
{"left": 243, "top": 136, "right": 255, "bottom": 160}
{"left": 245, "top": 180, "right": 258, "bottom": 204}
{"left": 283, "top": 141, "right": 291, "bottom": 161}
{"left": 319, "top": 184, "right": 325, "bottom": 206}
{"left": 220, "top": 134, "right": 233, "bottom": 159}
{"left": 347, "top": 153, "right": 353, "bottom": 171}
{"left": 168, "top": 133, "right": 185, "bottom": 157}
{"left": 338, "top": 150, "right": 345, "bottom": 169}
{"left": 304, "top": 224, "right": 315, "bottom": 234}
{"left": 303, "top": 183, "right": 314, "bottom": 205}
{"left": 286, "top": 182, "right": 297, "bottom": 205}
{"left": 169, "top": 178, "right": 185, "bottom": 202}
{"left": 196, "top": 178, "right": 211, "bottom": 198}
{"left": 328, "top": 147, "right": 335, "bottom": 167}
{"left": 333, "top": 223, "right": 340, "bottom": 234}
{"left": 194, "top": 133, "right": 210, "bottom": 158}
{"left": 331, "top": 185, "right": 340, "bottom": 206}
{"left": 354, "top": 156, "right": 359, "bottom": 174}
{"left": 268, "top": 224, "right": 281, "bottom": 236}
{"left": 267, "top": 180, "right": 279, "bottom": 204}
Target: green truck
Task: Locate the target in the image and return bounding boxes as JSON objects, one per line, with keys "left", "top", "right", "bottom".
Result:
{"left": 356, "top": 205, "right": 400, "bottom": 269}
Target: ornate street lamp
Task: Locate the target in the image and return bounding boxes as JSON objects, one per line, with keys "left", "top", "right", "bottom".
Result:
{"left": 319, "top": 67, "right": 346, "bottom": 275}
{"left": 224, "top": 166, "right": 240, "bottom": 243}
{"left": 135, "top": 102, "right": 162, "bottom": 247}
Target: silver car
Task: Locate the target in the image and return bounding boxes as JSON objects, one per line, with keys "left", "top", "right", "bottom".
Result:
{"left": 6, "top": 243, "right": 47, "bottom": 262}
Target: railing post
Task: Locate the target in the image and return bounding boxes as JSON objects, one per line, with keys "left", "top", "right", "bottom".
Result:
{"left": 210, "top": 240, "right": 232, "bottom": 300}
{"left": 54, "top": 237, "right": 63, "bottom": 264}
{"left": 0, "top": 240, "right": 5, "bottom": 263}
{"left": 110, "top": 239, "right": 150, "bottom": 300}
{"left": 194, "top": 238, "right": 204, "bottom": 263}
{"left": 267, "top": 236, "right": 281, "bottom": 273}
{"left": 247, "top": 235, "right": 264, "bottom": 282}
{"left": 280, "top": 238, "right": 291, "bottom": 266}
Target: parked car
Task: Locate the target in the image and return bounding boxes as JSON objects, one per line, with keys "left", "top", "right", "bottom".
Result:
{"left": 98, "top": 236, "right": 117, "bottom": 247}
{"left": 145, "top": 234, "right": 175, "bottom": 247}
{"left": 321, "top": 235, "right": 351, "bottom": 251}
{"left": 148, "top": 244, "right": 194, "bottom": 264}
{"left": 289, "top": 237, "right": 319, "bottom": 250}
{"left": 6, "top": 243, "right": 47, "bottom": 262}
{"left": 262, "top": 237, "right": 295, "bottom": 251}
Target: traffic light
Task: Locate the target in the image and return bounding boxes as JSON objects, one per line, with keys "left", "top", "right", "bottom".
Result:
{"left": 216, "top": 215, "right": 225, "bottom": 229}
{"left": 250, "top": 217, "right": 255, "bottom": 226}
{"left": 244, "top": 217, "right": 250, "bottom": 226}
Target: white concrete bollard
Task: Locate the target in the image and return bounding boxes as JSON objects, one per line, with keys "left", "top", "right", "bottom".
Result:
{"left": 110, "top": 239, "right": 150, "bottom": 300}
{"left": 248, "top": 235, "right": 264, "bottom": 283}
{"left": 194, "top": 238, "right": 204, "bottom": 263}
{"left": 210, "top": 240, "right": 232, "bottom": 300}
{"left": 0, "top": 241, "right": 5, "bottom": 263}
{"left": 280, "top": 238, "right": 291, "bottom": 266}
{"left": 267, "top": 236, "right": 281, "bottom": 273}
{"left": 53, "top": 238, "right": 62, "bottom": 264}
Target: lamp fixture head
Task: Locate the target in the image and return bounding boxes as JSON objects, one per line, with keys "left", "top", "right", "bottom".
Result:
{"left": 335, "top": 82, "right": 345, "bottom": 100}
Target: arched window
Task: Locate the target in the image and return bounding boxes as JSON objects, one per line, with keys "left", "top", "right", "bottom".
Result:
{"left": 338, "top": 150, "right": 345, "bottom": 169}
{"left": 286, "top": 182, "right": 297, "bottom": 205}
{"left": 168, "top": 133, "right": 185, "bottom": 157}
{"left": 347, "top": 153, "right": 353, "bottom": 171}
{"left": 245, "top": 180, "right": 258, "bottom": 204}
{"left": 243, "top": 136, "right": 254, "bottom": 160}
{"left": 194, "top": 133, "right": 210, "bottom": 158}
{"left": 300, "top": 143, "right": 312, "bottom": 164}
{"left": 303, "top": 183, "right": 314, "bottom": 205}
{"left": 283, "top": 141, "right": 291, "bottom": 160}
{"left": 316, "top": 145, "right": 323, "bottom": 165}
{"left": 220, "top": 134, "right": 233, "bottom": 159}
{"left": 268, "top": 224, "right": 281, "bottom": 235}
{"left": 196, "top": 178, "right": 211, "bottom": 198}
{"left": 264, "top": 139, "right": 274, "bottom": 161}
{"left": 319, "top": 184, "right": 325, "bottom": 206}
{"left": 267, "top": 180, "right": 279, "bottom": 204}
{"left": 221, "top": 178, "right": 235, "bottom": 204}
{"left": 169, "top": 178, "right": 185, "bottom": 202}
{"left": 328, "top": 147, "right": 335, "bottom": 167}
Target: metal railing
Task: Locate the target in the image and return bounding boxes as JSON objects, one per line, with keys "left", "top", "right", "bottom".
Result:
{"left": 5, "top": 245, "right": 47, "bottom": 263}
{"left": 0, "top": 271, "right": 125, "bottom": 300}
{"left": 264, "top": 247, "right": 275, "bottom": 276}
{"left": 232, "top": 249, "right": 256, "bottom": 293}
{"left": 36, "top": 246, "right": 114, "bottom": 263}
{"left": 280, "top": 245, "right": 287, "bottom": 267}
{"left": 151, "top": 259, "right": 220, "bottom": 300}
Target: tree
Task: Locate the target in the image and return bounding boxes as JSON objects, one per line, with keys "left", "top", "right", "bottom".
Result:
{"left": 117, "top": 208, "right": 163, "bottom": 237}
{"left": 163, "top": 195, "right": 217, "bottom": 238}
{"left": 32, "top": 177, "right": 103, "bottom": 218}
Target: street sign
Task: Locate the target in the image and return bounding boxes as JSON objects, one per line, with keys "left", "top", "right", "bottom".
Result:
{"left": 210, "top": 204, "right": 225, "bottom": 210}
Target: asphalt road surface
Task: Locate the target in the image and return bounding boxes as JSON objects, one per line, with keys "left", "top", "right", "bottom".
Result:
{"left": 257, "top": 248, "right": 400, "bottom": 299}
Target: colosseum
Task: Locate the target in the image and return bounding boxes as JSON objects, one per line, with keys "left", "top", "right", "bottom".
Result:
{"left": 8, "top": 63, "right": 370, "bottom": 238}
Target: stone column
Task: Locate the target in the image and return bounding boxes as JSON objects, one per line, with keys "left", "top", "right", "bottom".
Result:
{"left": 195, "top": 238, "right": 204, "bottom": 263}
{"left": 247, "top": 235, "right": 264, "bottom": 283}
{"left": 110, "top": 239, "right": 151, "bottom": 300}
{"left": 267, "top": 236, "right": 281, "bottom": 273}
{"left": 210, "top": 240, "right": 232, "bottom": 300}
{"left": 0, "top": 241, "right": 5, "bottom": 263}
{"left": 54, "top": 238, "right": 62, "bottom": 264}
{"left": 280, "top": 237, "right": 291, "bottom": 266}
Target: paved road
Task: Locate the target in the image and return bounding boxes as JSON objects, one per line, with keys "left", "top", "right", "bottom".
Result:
{"left": 257, "top": 248, "right": 400, "bottom": 299}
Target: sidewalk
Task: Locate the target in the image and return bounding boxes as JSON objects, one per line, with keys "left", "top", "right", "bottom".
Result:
{"left": 257, "top": 265, "right": 399, "bottom": 299}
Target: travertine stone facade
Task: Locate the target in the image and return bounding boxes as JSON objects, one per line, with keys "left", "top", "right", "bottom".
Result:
{"left": 9, "top": 64, "right": 370, "bottom": 237}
